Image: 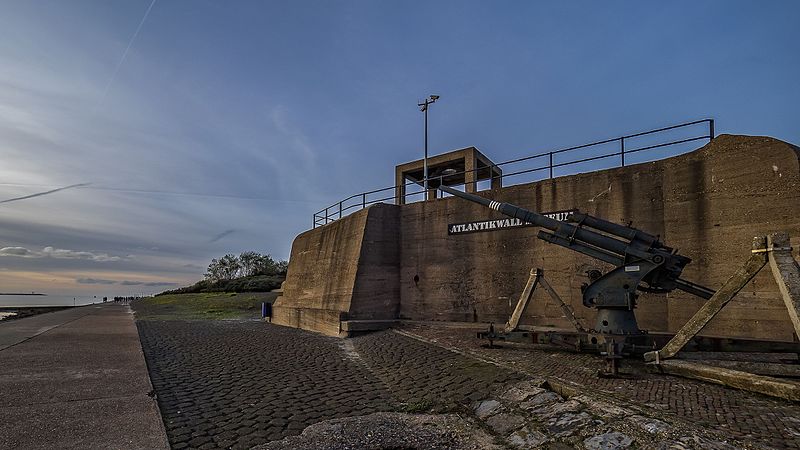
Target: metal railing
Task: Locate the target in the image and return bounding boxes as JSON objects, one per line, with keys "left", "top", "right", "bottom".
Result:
{"left": 313, "top": 119, "right": 714, "bottom": 228}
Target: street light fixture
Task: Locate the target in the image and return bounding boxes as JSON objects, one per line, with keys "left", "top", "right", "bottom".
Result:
{"left": 418, "top": 94, "right": 440, "bottom": 200}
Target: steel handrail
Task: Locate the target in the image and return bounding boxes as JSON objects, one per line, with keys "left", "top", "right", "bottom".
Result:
{"left": 313, "top": 119, "right": 714, "bottom": 227}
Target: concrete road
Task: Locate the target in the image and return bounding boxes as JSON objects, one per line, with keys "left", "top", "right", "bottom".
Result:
{"left": 0, "top": 304, "right": 169, "bottom": 450}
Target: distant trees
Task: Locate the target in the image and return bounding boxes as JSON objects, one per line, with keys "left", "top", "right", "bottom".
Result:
{"left": 156, "top": 252, "right": 289, "bottom": 296}
{"left": 205, "top": 252, "right": 288, "bottom": 282}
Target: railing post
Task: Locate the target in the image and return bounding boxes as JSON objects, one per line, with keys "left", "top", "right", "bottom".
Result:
{"left": 362, "top": 193, "right": 366, "bottom": 209}
{"left": 549, "top": 152, "right": 553, "bottom": 178}
{"left": 339, "top": 201, "right": 342, "bottom": 219}
{"left": 620, "top": 137, "right": 625, "bottom": 166}
{"left": 325, "top": 207, "right": 329, "bottom": 224}
{"left": 709, "top": 119, "right": 715, "bottom": 140}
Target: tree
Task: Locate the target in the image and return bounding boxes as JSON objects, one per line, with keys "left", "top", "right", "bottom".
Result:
{"left": 239, "top": 251, "right": 259, "bottom": 277}
{"left": 275, "top": 260, "right": 289, "bottom": 275}
{"left": 203, "top": 252, "right": 288, "bottom": 281}
{"left": 206, "top": 258, "right": 224, "bottom": 282}
{"left": 253, "top": 253, "right": 277, "bottom": 276}
{"left": 218, "top": 254, "right": 241, "bottom": 281}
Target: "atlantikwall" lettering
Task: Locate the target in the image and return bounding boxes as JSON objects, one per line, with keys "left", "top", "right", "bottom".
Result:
{"left": 448, "top": 210, "right": 574, "bottom": 235}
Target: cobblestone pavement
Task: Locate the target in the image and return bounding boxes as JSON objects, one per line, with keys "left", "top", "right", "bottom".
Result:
{"left": 137, "top": 321, "right": 392, "bottom": 450}
{"left": 137, "top": 321, "right": 520, "bottom": 449}
{"left": 351, "top": 328, "right": 524, "bottom": 410}
{"left": 401, "top": 323, "right": 800, "bottom": 449}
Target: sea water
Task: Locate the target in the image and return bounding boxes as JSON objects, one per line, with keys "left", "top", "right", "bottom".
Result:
{"left": 0, "top": 294, "right": 104, "bottom": 307}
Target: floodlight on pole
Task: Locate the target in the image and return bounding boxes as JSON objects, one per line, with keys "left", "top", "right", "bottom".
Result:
{"left": 418, "top": 94, "right": 440, "bottom": 200}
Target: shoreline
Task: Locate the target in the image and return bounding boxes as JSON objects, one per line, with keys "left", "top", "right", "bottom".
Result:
{"left": 0, "top": 293, "right": 46, "bottom": 296}
{"left": 0, "top": 306, "right": 74, "bottom": 322}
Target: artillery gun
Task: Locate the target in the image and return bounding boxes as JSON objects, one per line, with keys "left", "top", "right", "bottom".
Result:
{"left": 437, "top": 183, "right": 717, "bottom": 362}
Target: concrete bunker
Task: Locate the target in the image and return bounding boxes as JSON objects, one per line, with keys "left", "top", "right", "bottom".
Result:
{"left": 273, "top": 133, "right": 800, "bottom": 345}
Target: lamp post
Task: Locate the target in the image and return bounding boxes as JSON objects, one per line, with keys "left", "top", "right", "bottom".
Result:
{"left": 418, "top": 94, "right": 439, "bottom": 200}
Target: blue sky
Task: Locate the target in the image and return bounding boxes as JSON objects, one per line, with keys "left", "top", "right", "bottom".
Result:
{"left": 0, "top": 0, "right": 798, "bottom": 295}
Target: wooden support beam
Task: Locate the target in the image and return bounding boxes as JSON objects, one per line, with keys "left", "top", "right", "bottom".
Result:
{"left": 505, "top": 269, "right": 539, "bottom": 332}
{"left": 767, "top": 232, "right": 800, "bottom": 339}
{"left": 538, "top": 275, "right": 586, "bottom": 333}
{"left": 652, "top": 360, "right": 800, "bottom": 402}
{"left": 644, "top": 236, "right": 768, "bottom": 362}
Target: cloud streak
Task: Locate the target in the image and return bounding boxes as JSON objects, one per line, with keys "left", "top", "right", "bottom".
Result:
{"left": 120, "top": 280, "right": 176, "bottom": 287}
{"left": 77, "top": 277, "right": 116, "bottom": 285}
{"left": 98, "top": 0, "right": 158, "bottom": 106}
{"left": 0, "top": 245, "right": 128, "bottom": 262}
{"left": 77, "top": 277, "right": 176, "bottom": 287}
{"left": 208, "top": 229, "right": 236, "bottom": 243}
{"left": 0, "top": 183, "right": 90, "bottom": 204}
{"left": 0, "top": 247, "right": 37, "bottom": 257}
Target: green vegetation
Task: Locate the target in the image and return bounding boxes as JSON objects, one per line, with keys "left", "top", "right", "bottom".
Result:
{"left": 133, "top": 292, "right": 279, "bottom": 321}
{"left": 158, "top": 251, "right": 288, "bottom": 295}
{"left": 205, "top": 251, "right": 287, "bottom": 282}
{"left": 399, "top": 399, "right": 434, "bottom": 413}
{"left": 158, "top": 274, "right": 284, "bottom": 295}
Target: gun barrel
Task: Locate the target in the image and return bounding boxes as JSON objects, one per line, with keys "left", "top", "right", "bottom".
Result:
{"left": 438, "top": 184, "right": 629, "bottom": 257}
{"left": 438, "top": 184, "right": 561, "bottom": 231}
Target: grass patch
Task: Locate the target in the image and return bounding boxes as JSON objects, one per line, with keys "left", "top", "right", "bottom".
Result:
{"left": 399, "top": 399, "right": 434, "bottom": 413}
{"left": 133, "top": 292, "right": 279, "bottom": 321}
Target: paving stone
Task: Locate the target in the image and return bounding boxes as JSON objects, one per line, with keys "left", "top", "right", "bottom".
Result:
{"left": 507, "top": 425, "right": 549, "bottom": 448}
{"left": 583, "top": 431, "right": 634, "bottom": 450}
{"left": 546, "top": 411, "right": 595, "bottom": 437}
{"left": 187, "top": 435, "right": 212, "bottom": 447}
{"left": 500, "top": 379, "right": 548, "bottom": 403}
{"left": 519, "top": 391, "right": 562, "bottom": 410}
{"left": 473, "top": 399, "right": 502, "bottom": 419}
{"left": 485, "top": 412, "right": 526, "bottom": 435}
{"left": 403, "top": 325, "right": 800, "bottom": 449}
{"left": 627, "top": 415, "right": 671, "bottom": 435}
{"left": 531, "top": 399, "right": 584, "bottom": 419}
{"left": 136, "top": 320, "right": 396, "bottom": 449}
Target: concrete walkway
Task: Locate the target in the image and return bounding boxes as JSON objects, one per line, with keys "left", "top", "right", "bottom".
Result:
{"left": 0, "top": 303, "right": 169, "bottom": 450}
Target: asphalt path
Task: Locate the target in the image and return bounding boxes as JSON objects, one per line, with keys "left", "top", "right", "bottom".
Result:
{"left": 0, "top": 303, "right": 169, "bottom": 449}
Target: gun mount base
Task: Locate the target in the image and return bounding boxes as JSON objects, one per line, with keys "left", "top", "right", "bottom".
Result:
{"left": 593, "top": 308, "right": 643, "bottom": 336}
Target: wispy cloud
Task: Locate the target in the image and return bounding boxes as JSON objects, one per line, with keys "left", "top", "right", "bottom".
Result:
{"left": 0, "top": 183, "right": 90, "bottom": 204}
{"left": 0, "top": 247, "right": 37, "bottom": 257}
{"left": 120, "top": 280, "right": 176, "bottom": 287}
{"left": 208, "top": 229, "right": 236, "bottom": 243}
{"left": 98, "top": 0, "right": 158, "bottom": 106}
{"left": 77, "top": 277, "right": 117, "bottom": 285}
{"left": 76, "top": 277, "right": 176, "bottom": 287}
{"left": 0, "top": 245, "right": 129, "bottom": 262}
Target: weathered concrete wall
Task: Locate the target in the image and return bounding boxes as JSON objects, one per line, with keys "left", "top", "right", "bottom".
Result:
{"left": 280, "top": 135, "right": 800, "bottom": 340}
{"left": 272, "top": 204, "right": 400, "bottom": 336}
{"left": 400, "top": 135, "right": 800, "bottom": 340}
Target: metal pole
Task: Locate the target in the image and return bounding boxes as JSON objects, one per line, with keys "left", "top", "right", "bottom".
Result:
{"left": 549, "top": 152, "right": 553, "bottom": 178}
{"left": 620, "top": 137, "right": 625, "bottom": 166}
{"left": 423, "top": 103, "right": 428, "bottom": 200}
{"left": 418, "top": 95, "right": 438, "bottom": 201}
{"left": 362, "top": 193, "right": 366, "bottom": 209}
{"left": 709, "top": 119, "right": 715, "bottom": 140}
